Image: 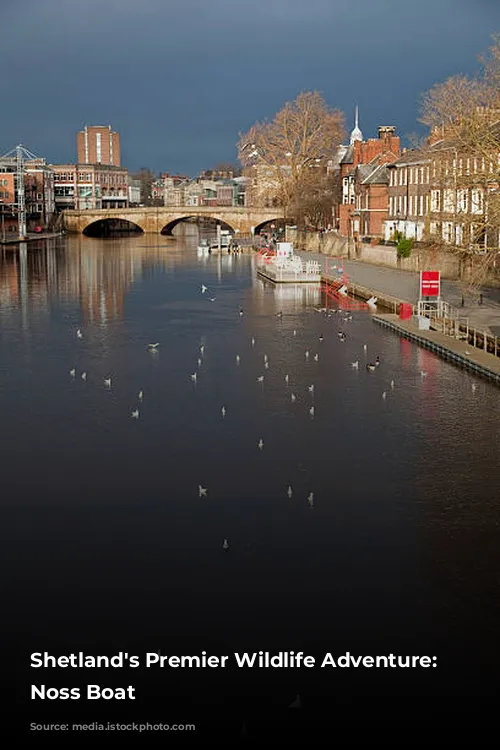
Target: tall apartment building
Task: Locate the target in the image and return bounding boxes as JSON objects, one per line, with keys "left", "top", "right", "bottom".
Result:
{"left": 77, "top": 125, "right": 121, "bottom": 167}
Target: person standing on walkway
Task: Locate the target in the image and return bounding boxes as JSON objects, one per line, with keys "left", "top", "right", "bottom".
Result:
{"left": 479, "top": 293, "right": 484, "bottom": 305}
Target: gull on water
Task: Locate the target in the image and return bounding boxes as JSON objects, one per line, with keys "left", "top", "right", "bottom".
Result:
{"left": 307, "top": 493, "right": 314, "bottom": 508}
{"left": 291, "top": 393, "right": 296, "bottom": 402}
{"left": 198, "top": 358, "right": 202, "bottom": 368}
{"left": 351, "top": 361, "right": 359, "bottom": 369}
{"left": 293, "top": 329, "right": 297, "bottom": 336}
{"left": 277, "top": 311, "right": 283, "bottom": 318}
{"left": 201, "top": 284, "right": 207, "bottom": 293}
{"left": 287, "top": 486, "right": 293, "bottom": 498}
{"left": 209, "top": 297, "right": 216, "bottom": 302}
{"left": 198, "top": 485, "right": 207, "bottom": 497}
{"left": 239, "top": 309, "right": 244, "bottom": 317}
{"left": 309, "top": 406, "right": 315, "bottom": 417}
{"left": 314, "top": 354, "right": 319, "bottom": 362}
{"left": 390, "top": 380, "right": 395, "bottom": 389}
{"left": 307, "top": 384, "right": 314, "bottom": 393}
{"left": 264, "top": 354, "right": 268, "bottom": 363}
{"left": 200, "top": 345, "right": 204, "bottom": 355}
{"left": 223, "top": 539, "right": 229, "bottom": 550}
{"left": 257, "top": 375, "right": 264, "bottom": 383}
{"left": 264, "top": 362, "right": 269, "bottom": 369}
{"left": 191, "top": 373, "right": 197, "bottom": 383}
{"left": 69, "top": 368, "right": 76, "bottom": 377}
{"left": 284, "top": 374, "right": 289, "bottom": 384}
{"left": 131, "top": 409, "right": 139, "bottom": 419}
{"left": 258, "top": 439, "right": 264, "bottom": 449}
{"left": 319, "top": 335, "right": 323, "bottom": 342}
{"left": 363, "top": 344, "right": 367, "bottom": 352}
{"left": 148, "top": 343, "right": 159, "bottom": 351}
{"left": 382, "top": 391, "right": 387, "bottom": 400}
{"left": 221, "top": 406, "right": 226, "bottom": 417}
{"left": 366, "top": 363, "right": 376, "bottom": 372}
{"left": 81, "top": 372, "right": 87, "bottom": 381}
{"left": 236, "top": 354, "right": 240, "bottom": 364}
{"left": 305, "top": 350, "right": 310, "bottom": 359}
{"left": 138, "top": 390, "right": 144, "bottom": 400}
{"left": 251, "top": 337, "right": 255, "bottom": 346}
{"left": 420, "top": 370, "right": 428, "bottom": 378}
{"left": 104, "top": 377, "right": 112, "bottom": 387}
{"left": 76, "top": 329, "right": 83, "bottom": 339}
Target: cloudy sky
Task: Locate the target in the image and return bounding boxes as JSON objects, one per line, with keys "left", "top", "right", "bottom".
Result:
{"left": 1, "top": 0, "right": 499, "bottom": 175}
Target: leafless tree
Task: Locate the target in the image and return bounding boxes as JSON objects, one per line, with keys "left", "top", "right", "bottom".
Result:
{"left": 418, "top": 37, "right": 500, "bottom": 292}
{"left": 238, "top": 92, "right": 345, "bottom": 225}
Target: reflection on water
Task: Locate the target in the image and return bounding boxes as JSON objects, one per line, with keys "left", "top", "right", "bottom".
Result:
{"left": 3, "top": 230, "right": 500, "bottom": 710}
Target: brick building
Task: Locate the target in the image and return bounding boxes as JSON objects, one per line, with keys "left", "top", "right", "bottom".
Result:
{"left": 334, "top": 110, "right": 400, "bottom": 237}
{"left": 51, "top": 163, "right": 128, "bottom": 211}
{"left": 77, "top": 125, "right": 121, "bottom": 167}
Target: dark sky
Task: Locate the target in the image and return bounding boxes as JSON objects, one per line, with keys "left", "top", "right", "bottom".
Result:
{"left": 1, "top": 0, "right": 499, "bottom": 175}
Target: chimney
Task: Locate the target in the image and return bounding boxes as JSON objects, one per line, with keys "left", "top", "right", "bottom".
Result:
{"left": 378, "top": 126, "right": 396, "bottom": 139}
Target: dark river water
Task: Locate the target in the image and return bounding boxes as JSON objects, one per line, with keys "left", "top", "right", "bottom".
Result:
{"left": 3, "top": 229, "right": 500, "bottom": 735}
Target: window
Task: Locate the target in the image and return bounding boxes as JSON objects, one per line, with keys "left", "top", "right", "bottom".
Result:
{"left": 86, "top": 173, "right": 91, "bottom": 181}
{"left": 443, "top": 189, "right": 454, "bottom": 213}
{"left": 431, "top": 190, "right": 441, "bottom": 212}
{"left": 457, "top": 189, "right": 468, "bottom": 213}
{"left": 403, "top": 195, "right": 407, "bottom": 215}
{"left": 420, "top": 195, "right": 424, "bottom": 216}
{"left": 471, "top": 189, "right": 483, "bottom": 214}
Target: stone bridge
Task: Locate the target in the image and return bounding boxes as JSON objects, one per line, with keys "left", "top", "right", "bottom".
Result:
{"left": 62, "top": 206, "right": 286, "bottom": 236}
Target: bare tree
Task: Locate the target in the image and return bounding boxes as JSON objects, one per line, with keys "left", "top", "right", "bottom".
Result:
{"left": 418, "top": 38, "right": 500, "bottom": 292}
{"left": 238, "top": 92, "right": 345, "bottom": 225}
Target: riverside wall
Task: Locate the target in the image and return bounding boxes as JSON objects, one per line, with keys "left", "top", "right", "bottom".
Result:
{"left": 287, "top": 229, "right": 500, "bottom": 288}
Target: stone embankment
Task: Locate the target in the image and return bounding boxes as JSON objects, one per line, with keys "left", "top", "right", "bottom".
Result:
{"left": 287, "top": 229, "right": 500, "bottom": 288}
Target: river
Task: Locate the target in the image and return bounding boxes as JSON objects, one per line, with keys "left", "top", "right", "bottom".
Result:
{"left": 3, "top": 230, "right": 500, "bottom": 726}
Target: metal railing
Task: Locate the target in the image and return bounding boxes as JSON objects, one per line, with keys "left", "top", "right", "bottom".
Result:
{"left": 415, "top": 302, "right": 500, "bottom": 358}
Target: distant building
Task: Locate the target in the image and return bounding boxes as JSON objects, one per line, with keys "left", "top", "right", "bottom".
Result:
{"left": 50, "top": 163, "right": 128, "bottom": 211}
{"left": 77, "top": 125, "right": 121, "bottom": 167}
{"left": 128, "top": 177, "right": 141, "bottom": 206}
{"left": 0, "top": 155, "right": 55, "bottom": 232}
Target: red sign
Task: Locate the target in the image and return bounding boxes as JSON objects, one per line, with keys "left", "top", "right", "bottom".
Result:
{"left": 420, "top": 271, "right": 440, "bottom": 298}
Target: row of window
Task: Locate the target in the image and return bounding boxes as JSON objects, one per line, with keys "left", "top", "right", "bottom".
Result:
{"left": 55, "top": 172, "right": 127, "bottom": 184}
{"left": 389, "top": 166, "right": 431, "bottom": 187}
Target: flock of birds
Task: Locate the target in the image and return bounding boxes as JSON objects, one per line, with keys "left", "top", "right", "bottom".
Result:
{"left": 67, "top": 279, "right": 480, "bottom": 551}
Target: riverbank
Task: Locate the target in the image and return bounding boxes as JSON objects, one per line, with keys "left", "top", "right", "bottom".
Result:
{"left": 0, "top": 231, "right": 64, "bottom": 247}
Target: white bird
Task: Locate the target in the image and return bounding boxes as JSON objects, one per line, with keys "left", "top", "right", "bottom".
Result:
{"left": 390, "top": 380, "right": 395, "bottom": 389}
{"left": 131, "top": 409, "right": 139, "bottom": 419}
{"left": 314, "top": 353, "right": 319, "bottom": 362}
{"left": 148, "top": 342, "right": 159, "bottom": 350}
{"left": 221, "top": 406, "right": 226, "bottom": 417}
{"left": 465, "top": 349, "right": 471, "bottom": 355}
{"left": 307, "top": 384, "right": 314, "bottom": 394}
{"left": 69, "top": 368, "right": 76, "bottom": 377}
{"left": 382, "top": 391, "right": 387, "bottom": 400}
{"left": 209, "top": 297, "right": 216, "bottom": 302}
{"left": 239, "top": 309, "right": 244, "bottom": 317}
{"left": 257, "top": 375, "right": 264, "bottom": 383}
{"left": 222, "top": 539, "right": 229, "bottom": 550}
{"left": 104, "top": 377, "right": 112, "bottom": 387}
{"left": 76, "top": 329, "right": 83, "bottom": 339}
{"left": 258, "top": 439, "right": 264, "bottom": 449}
{"left": 264, "top": 354, "right": 268, "bottom": 363}
{"left": 309, "top": 406, "right": 315, "bottom": 416}
{"left": 363, "top": 344, "right": 367, "bottom": 352}
{"left": 191, "top": 373, "right": 197, "bottom": 383}
{"left": 236, "top": 355, "right": 240, "bottom": 364}
{"left": 471, "top": 383, "right": 477, "bottom": 392}
{"left": 420, "top": 370, "right": 428, "bottom": 378}
{"left": 138, "top": 390, "right": 144, "bottom": 400}
{"left": 81, "top": 372, "right": 87, "bottom": 381}
{"left": 351, "top": 361, "right": 359, "bottom": 369}
{"left": 251, "top": 337, "right": 255, "bottom": 346}
{"left": 305, "top": 350, "right": 310, "bottom": 359}
{"left": 287, "top": 486, "right": 293, "bottom": 498}
{"left": 198, "top": 358, "right": 202, "bottom": 368}
{"left": 319, "top": 335, "right": 324, "bottom": 342}
{"left": 200, "top": 345, "right": 204, "bottom": 355}
{"left": 291, "top": 393, "right": 296, "bottom": 402}
{"left": 201, "top": 284, "right": 207, "bottom": 293}
{"left": 293, "top": 329, "right": 297, "bottom": 336}
{"left": 264, "top": 362, "right": 269, "bottom": 369}
{"left": 198, "top": 485, "right": 207, "bottom": 497}
{"left": 307, "top": 493, "right": 314, "bottom": 508}
{"left": 284, "top": 374, "right": 289, "bottom": 384}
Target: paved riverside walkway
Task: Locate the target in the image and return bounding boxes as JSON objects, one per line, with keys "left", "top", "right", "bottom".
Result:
{"left": 301, "top": 251, "right": 500, "bottom": 336}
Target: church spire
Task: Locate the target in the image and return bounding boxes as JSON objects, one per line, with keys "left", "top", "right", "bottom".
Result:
{"left": 350, "top": 105, "right": 363, "bottom": 145}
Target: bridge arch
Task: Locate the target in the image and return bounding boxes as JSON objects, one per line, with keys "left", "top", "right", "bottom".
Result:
{"left": 82, "top": 218, "right": 145, "bottom": 237}
{"left": 160, "top": 215, "right": 236, "bottom": 236}
{"left": 253, "top": 218, "right": 288, "bottom": 235}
